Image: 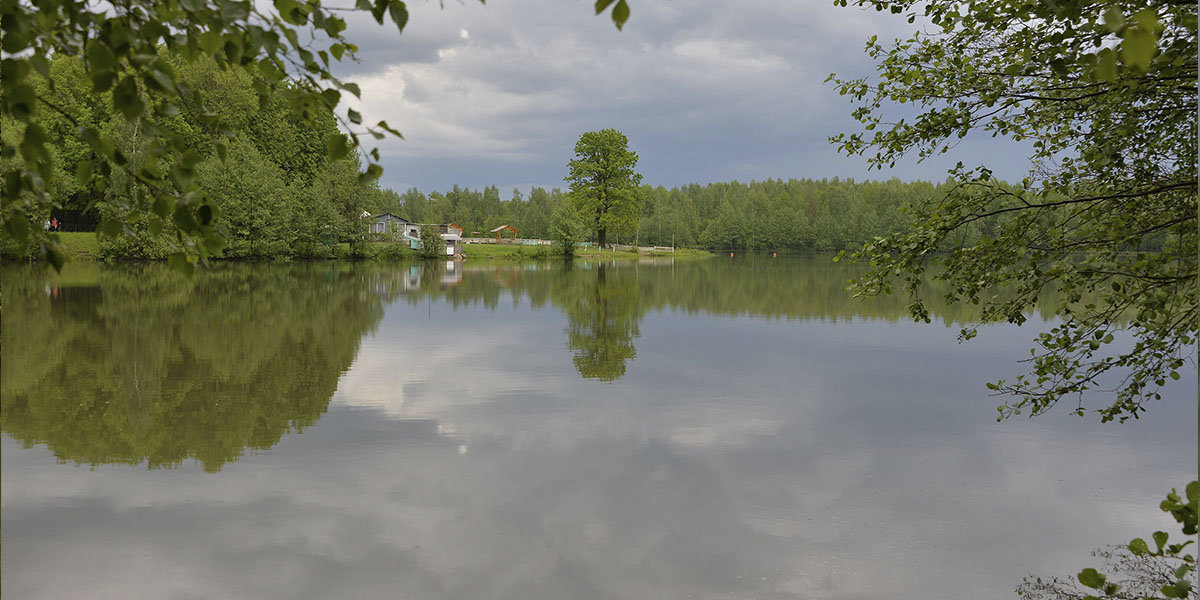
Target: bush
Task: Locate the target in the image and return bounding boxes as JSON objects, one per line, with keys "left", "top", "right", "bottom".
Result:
{"left": 375, "top": 242, "right": 410, "bottom": 261}
{"left": 550, "top": 202, "right": 586, "bottom": 257}
{"left": 418, "top": 225, "right": 445, "bottom": 259}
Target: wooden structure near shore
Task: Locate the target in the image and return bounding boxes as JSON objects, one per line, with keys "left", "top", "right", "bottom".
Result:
{"left": 490, "top": 224, "right": 520, "bottom": 244}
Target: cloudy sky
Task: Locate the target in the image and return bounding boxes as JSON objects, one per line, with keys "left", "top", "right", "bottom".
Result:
{"left": 331, "top": 0, "right": 1030, "bottom": 194}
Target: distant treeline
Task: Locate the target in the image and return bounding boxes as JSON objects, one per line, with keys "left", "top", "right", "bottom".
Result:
{"left": 370, "top": 176, "right": 1174, "bottom": 252}
{"left": 367, "top": 179, "right": 947, "bottom": 251}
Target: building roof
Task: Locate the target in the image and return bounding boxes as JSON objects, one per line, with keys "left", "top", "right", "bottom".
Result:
{"left": 373, "top": 212, "right": 411, "bottom": 223}
{"left": 490, "top": 224, "right": 520, "bottom": 233}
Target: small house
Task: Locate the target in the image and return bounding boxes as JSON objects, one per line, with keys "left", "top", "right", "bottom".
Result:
{"left": 440, "top": 223, "right": 464, "bottom": 256}
{"left": 371, "top": 213, "right": 411, "bottom": 235}
{"left": 405, "top": 222, "right": 465, "bottom": 256}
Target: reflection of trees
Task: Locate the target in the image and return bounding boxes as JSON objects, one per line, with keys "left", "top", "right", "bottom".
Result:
{"left": 560, "top": 264, "right": 643, "bottom": 381}
{"left": 1, "top": 263, "right": 386, "bottom": 472}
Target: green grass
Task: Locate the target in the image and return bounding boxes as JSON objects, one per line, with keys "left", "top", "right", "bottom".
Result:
{"left": 37, "top": 234, "right": 709, "bottom": 264}
{"left": 460, "top": 244, "right": 543, "bottom": 259}
{"left": 56, "top": 232, "right": 99, "bottom": 261}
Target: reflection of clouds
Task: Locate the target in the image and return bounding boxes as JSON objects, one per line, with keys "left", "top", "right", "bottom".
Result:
{"left": 3, "top": 297, "right": 1194, "bottom": 600}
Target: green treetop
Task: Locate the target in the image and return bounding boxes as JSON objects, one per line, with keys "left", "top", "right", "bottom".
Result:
{"left": 565, "top": 129, "right": 644, "bottom": 249}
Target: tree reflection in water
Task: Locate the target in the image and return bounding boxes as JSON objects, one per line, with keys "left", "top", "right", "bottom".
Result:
{"left": 2, "top": 256, "right": 1081, "bottom": 471}
{"left": 562, "top": 263, "right": 643, "bottom": 381}
{"left": 1, "top": 263, "right": 387, "bottom": 472}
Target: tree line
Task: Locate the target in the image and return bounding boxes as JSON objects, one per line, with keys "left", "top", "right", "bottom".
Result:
{"left": 1, "top": 52, "right": 385, "bottom": 261}
{"left": 368, "top": 178, "right": 947, "bottom": 251}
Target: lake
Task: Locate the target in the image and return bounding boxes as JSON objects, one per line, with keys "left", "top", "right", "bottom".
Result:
{"left": 2, "top": 256, "right": 1194, "bottom": 599}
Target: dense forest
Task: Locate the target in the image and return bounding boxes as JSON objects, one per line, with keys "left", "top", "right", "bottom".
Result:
{"left": 1, "top": 52, "right": 384, "bottom": 260}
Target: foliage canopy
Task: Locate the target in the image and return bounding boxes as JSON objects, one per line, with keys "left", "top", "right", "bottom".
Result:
{"left": 830, "top": 0, "right": 1197, "bottom": 422}
{"left": 565, "top": 129, "right": 644, "bottom": 248}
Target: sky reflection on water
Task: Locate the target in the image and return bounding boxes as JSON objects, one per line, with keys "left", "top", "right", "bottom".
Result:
{"left": 2, "top": 258, "right": 1194, "bottom": 599}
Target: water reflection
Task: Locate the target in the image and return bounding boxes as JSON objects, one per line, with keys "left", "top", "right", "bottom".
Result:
{"left": 562, "top": 264, "right": 642, "bottom": 380}
{"left": 1, "top": 257, "right": 1193, "bottom": 600}
{"left": 1, "top": 263, "right": 388, "bottom": 472}
{"left": 0, "top": 256, "right": 1107, "bottom": 474}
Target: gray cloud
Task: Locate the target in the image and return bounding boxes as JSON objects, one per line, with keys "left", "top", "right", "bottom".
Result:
{"left": 325, "top": 0, "right": 1032, "bottom": 193}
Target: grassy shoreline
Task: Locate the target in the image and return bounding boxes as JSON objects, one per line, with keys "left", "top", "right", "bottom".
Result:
{"left": 12, "top": 233, "right": 713, "bottom": 265}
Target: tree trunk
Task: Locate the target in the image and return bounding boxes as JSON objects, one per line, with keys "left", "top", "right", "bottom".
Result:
{"left": 598, "top": 227, "right": 607, "bottom": 249}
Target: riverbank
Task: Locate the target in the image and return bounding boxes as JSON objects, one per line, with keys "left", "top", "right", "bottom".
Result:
{"left": 462, "top": 244, "right": 711, "bottom": 262}
{"left": 16, "top": 233, "right": 712, "bottom": 265}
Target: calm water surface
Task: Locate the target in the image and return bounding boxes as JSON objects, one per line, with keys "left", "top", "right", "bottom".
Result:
{"left": 2, "top": 256, "right": 1194, "bottom": 599}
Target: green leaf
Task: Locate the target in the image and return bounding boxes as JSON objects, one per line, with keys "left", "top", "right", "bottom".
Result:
{"left": 611, "top": 0, "right": 630, "bottom": 29}
{"left": 357, "top": 162, "right": 383, "bottom": 184}
{"left": 43, "top": 241, "right": 65, "bottom": 272}
{"left": 1102, "top": 7, "right": 1124, "bottom": 33}
{"left": 1129, "top": 538, "right": 1148, "bottom": 556}
{"left": 326, "top": 133, "right": 350, "bottom": 160}
{"left": 8, "top": 83, "right": 37, "bottom": 120}
{"left": 4, "top": 212, "right": 30, "bottom": 243}
{"left": 388, "top": 1, "right": 409, "bottom": 33}
{"left": 75, "top": 160, "right": 93, "bottom": 186}
{"left": 113, "top": 77, "right": 145, "bottom": 121}
{"left": 348, "top": 109, "right": 362, "bottom": 124}
{"left": 101, "top": 218, "right": 123, "bottom": 237}
{"left": 321, "top": 88, "right": 340, "bottom": 108}
{"left": 594, "top": 0, "right": 616, "bottom": 15}
{"left": 1077, "top": 568, "right": 1105, "bottom": 590}
{"left": 84, "top": 41, "right": 117, "bottom": 92}
{"left": 152, "top": 196, "right": 172, "bottom": 218}
{"left": 1095, "top": 50, "right": 1117, "bottom": 83}
{"left": 1174, "top": 580, "right": 1192, "bottom": 597}
{"left": 1153, "top": 530, "right": 1169, "bottom": 552}
{"left": 167, "top": 252, "right": 195, "bottom": 278}
{"left": 1121, "top": 9, "right": 1160, "bottom": 71}
{"left": 376, "top": 120, "right": 403, "bottom": 138}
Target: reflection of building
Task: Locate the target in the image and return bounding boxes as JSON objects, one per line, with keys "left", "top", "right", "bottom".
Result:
{"left": 441, "top": 261, "right": 463, "bottom": 287}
